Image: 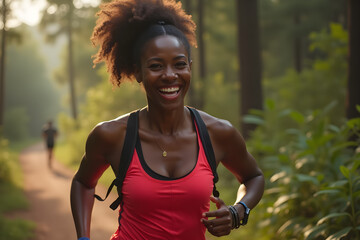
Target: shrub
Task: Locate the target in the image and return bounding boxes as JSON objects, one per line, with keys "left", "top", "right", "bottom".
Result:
{"left": 0, "top": 138, "right": 12, "bottom": 183}
{"left": 244, "top": 102, "right": 360, "bottom": 239}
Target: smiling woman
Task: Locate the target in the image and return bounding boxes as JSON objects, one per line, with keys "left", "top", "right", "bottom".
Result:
{"left": 138, "top": 35, "right": 191, "bottom": 110}
{"left": 70, "top": 0, "right": 265, "bottom": 240}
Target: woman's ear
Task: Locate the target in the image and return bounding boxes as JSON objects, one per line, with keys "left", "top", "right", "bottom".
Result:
{"left": 134, "top": 65, "right": 142, "bottom": 83}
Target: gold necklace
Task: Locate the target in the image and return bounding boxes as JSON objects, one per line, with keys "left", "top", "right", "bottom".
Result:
{"left": 154, "top": 137, "right": 168, "bottom": 157}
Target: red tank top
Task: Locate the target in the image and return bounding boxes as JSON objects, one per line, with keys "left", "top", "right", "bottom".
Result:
{"left": 110, "top": 123, "right": 213, "bottom": 240}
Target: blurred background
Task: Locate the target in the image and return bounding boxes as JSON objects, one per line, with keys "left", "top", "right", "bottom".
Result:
{"left": 0, "top": 0, "right": 359, "bottom": 239}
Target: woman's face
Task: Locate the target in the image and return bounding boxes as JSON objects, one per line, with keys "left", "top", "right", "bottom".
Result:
{"left": 136, "top": 35, "right": 192, "bottom": 111}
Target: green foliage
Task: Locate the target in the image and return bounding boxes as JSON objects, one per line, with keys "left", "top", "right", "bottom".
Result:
{"left": 309, "top": 141, "right": 360, "bottom": 239}
{"left": 5, "top": 25, "right": 61, "bottom": 138}
{"left": 264, "top": 23, "right": 347, "bottom": 124}
{"left": 0, "top": 136, "right": 29, "bottom": 212}
{"left": 260, "top": 0, "right": 346, "bottom": 77}
{"left": 0, "top": 138, "right": 12, "bottom": 183}
{"left": 206, "top": 22, "right": 352, "bottom": 240}
{"left": 243, "top": 102, "right": 360, "bottom": 240}
{"left": 3, "top": 107, "right": 29, "bottom": 141}
{"left": 0, "top": 216, "right": 35, "bottom": 240}
{"left": 203, "top": 0, "right": 238, "bottom": 83}
{"left": 0, "top": 136, "right": 35, "bottom": 239}
{"left": 203, "top": 72, "right": 239, "bottom": 128}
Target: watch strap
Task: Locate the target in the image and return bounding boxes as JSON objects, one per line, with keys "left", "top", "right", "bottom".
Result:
{"left": 236, "top": 201, "right": 250, "bottom": 225}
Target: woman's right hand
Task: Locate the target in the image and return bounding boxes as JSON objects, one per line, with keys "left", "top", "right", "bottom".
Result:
{"left": 201, "top": 196, "right": 233, "bottom": 237}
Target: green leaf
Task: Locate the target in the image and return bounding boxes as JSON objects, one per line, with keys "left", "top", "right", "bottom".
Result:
{"left": 270, "top": 171, "right": 287, "bottom": 183}
{"left": 330, "top": 180, "right": 348, "bottom": 188}
{"left": 340, "top": 166, "right": 350, "bottom": 179}
{"left": 248, "top": 109, "right": 264, "bottom": 117}
{"left": 347, "top": 118, "right": 360, "bottom": 129}
{"left": 296, "top": 174, "right": 318, "bottom": 184}
{"left": 328, "top": 124, "right": 340, "bottom": 133}
{"left": 330, "top": 142, "right": 359, "bottom": 155}
{"left": 274, "top": 193, "right": 299, "bottom": 208}
{"left": 356, "top": 105, "right": 360, "bottom": 113}
{"left": 318, "top": 212, "right": 351, "bottom": 225}
{"left": 352, "top": 160, "right": 360, "bottom": 172}
{"left": 322, "top": 100, "right": 338, "bottom": 115}
{"left": 277, "top": 219, "right": 297, "bottom": 234}
{"left": 279, "top": 109, "right": 292, "bottom": 117}
{"left": 242, "top": 115, "right": 264, "bottom": 125}
{"left": 264, "top": 187, "right": 282, "bottom": 195}
{"left": 353, "top": 190, "right": 360, "bottom": 198}
{"left": 278, "top": 154, "right": 290, "bottom": 163}
{"left": 285, "top": 128, "right": 302, "bottom": 135}
{"left": 265, "top": 99, "right": 275, "bottom": 110}
{"left": 325, "top": 227, "right": 352, "bottom": 240}
{"left": 314, "top": 189, "right": 340, "bottom": 197}
{"left": 317, "top": 174, "right": 325, "bottom": 182}
{"left": 290, "top": 111, "right": 305, "bottom": 124}
{"left": 305, "top": 224, "right": 327, "bottom": 240}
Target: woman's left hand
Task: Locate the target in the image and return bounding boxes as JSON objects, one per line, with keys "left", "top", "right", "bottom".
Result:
{"left": 201, "top": 196, "right": 233, "bottom": 237}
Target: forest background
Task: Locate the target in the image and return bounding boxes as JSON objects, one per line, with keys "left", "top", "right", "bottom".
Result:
{"left": 1, "top": 0, "right": 359, "bottom": 239}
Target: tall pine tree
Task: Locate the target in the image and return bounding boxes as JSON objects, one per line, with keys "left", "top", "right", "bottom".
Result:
{"left": 236, "top": 0, "right": 263, "bottom": 138}
{"left": 347, "top": 0, "right": 360, "bottom": 119}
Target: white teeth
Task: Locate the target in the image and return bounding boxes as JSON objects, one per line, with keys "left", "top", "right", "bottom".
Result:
{"left": 159, "top": 87, "right": 179, "bottom": 93}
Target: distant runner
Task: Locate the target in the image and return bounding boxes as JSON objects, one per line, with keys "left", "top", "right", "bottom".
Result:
{"left": 42, "top": 120, "right": 58, "bottom": 169}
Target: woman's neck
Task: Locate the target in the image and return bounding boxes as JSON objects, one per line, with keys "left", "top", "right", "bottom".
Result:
{"left": 144, "top": 105, "right": 188, "bottom": 135}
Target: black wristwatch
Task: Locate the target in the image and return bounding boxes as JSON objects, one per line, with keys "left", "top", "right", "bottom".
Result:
{"left": 236, "top": 201, "right": 251, "bottom": 225}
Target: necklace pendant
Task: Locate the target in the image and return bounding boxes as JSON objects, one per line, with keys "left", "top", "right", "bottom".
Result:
{"left": 162, "top": 151, "right": 167, "bottom": 157}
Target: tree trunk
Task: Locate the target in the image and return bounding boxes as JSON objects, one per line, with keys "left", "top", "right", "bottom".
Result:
{"left": 0, "top": 0, "right": 7, "bottom": 127}
{"left": 182, "top": 0, "right": 196, "bottom": 107}
{"left": 68, "top": 4, "right": 77, "bottom": 120}
{"left": 197, "top": 0, "right": 206, "bottom": 109}
{"left": 294, "top": 13, "right": 302, "bottom": 73}
{"left": 236, "top": 0, "right": 263, "bottom": 138}
{"left": 346, "top": 0, "right": 360, "bottom": 120}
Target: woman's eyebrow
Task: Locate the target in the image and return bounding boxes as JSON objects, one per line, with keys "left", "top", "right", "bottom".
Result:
{"left": 146, "top": 55, "right": 187, "bottom": 63}
{"left": 174, "top": 55, "right": 187, "bottom": 60}
{"left": 146, "top": 57, "right": 163, "bottom": 63}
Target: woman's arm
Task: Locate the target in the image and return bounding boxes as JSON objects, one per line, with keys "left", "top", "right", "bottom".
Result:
{"left": 201, "top": 113, "right": 265, "bottom": 236}
{"left": 70, "top": 125, "right": 113, "bottom": 238}
{"left": 220, "top": 128, "right": 264, "bottom": 210}
{"left": 70, "top": 172, "right": 96, "bottom": 238}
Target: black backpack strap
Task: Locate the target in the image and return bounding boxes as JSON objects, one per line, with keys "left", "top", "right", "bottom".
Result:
{"left": 188, "top": 107, "right": 220, "bottom": 198}
{"left": 94, "top": 110, "right": 139, "bottom": 210}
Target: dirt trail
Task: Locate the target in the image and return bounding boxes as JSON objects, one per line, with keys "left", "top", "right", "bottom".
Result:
{"left": 10, "top": 143, "right": 118, "bottom": 240}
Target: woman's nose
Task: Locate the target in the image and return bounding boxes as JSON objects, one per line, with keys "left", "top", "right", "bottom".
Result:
{"left": 162, "top": 68, "right": 178, "bottom": 79}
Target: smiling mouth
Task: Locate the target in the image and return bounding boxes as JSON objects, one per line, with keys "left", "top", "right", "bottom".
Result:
{"left": 159, "top": 86, "right": 180, "bottom": 99}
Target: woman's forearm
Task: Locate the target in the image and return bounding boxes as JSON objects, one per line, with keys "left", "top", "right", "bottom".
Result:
{"left": 236, "top": 174, "right": 265, "bottom": 209}
{"left": 70, "top": 177, "right": 95, "bottom": 238}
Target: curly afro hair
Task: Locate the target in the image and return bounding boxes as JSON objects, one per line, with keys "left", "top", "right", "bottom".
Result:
{"left": 91, "top": 0, "right": 197, "bottom": 87}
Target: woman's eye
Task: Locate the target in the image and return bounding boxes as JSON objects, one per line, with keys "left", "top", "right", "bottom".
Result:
{"left": 175, "top": 61, "right": 187, "bottom": 68}
{"left": 148, "top": 64, "right": 162, "bottom": 70}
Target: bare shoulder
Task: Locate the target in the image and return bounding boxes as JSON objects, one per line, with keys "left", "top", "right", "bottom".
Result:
{"left": 195, "top": 110, "right": 247, "bottom": 165}
{"left": 196, "top": 110, "right": 238, "bottom": 139}
{"left": 74, "top": 113, "right": 133, "bottom": 187}
{"left": 86, "top": 113, "right": 131, "bottom": 153}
